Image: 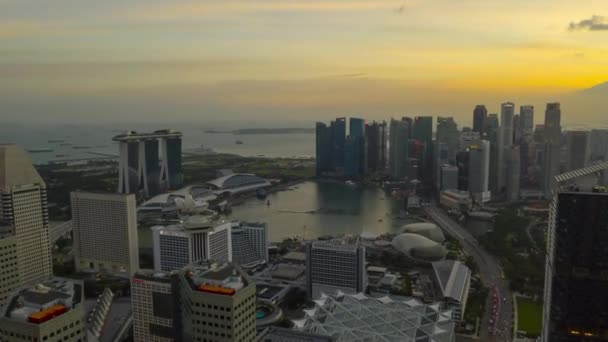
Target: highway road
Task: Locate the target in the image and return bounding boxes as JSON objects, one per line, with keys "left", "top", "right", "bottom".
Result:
{"left": 425, "top": 205, "right": 513, "bottom": 342}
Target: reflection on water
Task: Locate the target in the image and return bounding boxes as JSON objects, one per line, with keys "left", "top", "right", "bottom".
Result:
{"left": 228, "top": 181, "right": 416, "bottom": 242}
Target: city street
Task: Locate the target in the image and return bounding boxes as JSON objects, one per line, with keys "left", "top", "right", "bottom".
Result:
{"left": 425, "top": 205, "right": 513, "bottom": 342}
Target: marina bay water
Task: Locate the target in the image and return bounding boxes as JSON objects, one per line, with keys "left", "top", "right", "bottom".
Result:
{"left": 227, "top": 181, "right": 415, "bottom": 242}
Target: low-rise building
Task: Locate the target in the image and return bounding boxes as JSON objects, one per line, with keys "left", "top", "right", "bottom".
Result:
{"left": 0, "top": 278, "right": 85, "bottom": 342}
{"left": 432, "top": 260, "right": 471, "bottom": 322}
{"left": 439, "top": 189, "right": 472, "bottom": 211}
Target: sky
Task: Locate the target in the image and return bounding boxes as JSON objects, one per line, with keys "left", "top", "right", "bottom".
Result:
{"left": 1, "top": 0, "right": 608, "bottom": 126}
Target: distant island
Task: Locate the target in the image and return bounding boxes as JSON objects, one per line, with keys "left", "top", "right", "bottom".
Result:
{"left": 205, "top": 128, "right": 315, "bottom": 135}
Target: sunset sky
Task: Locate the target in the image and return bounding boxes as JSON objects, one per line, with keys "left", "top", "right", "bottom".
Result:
{"left": 1, "top": 0, "right": 607, "bottom": 125}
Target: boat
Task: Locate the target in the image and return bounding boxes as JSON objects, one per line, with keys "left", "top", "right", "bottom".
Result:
{"left": 345, "top": 181, "right": 357, "bottom": 187}
{"left": 48, "top": 139, "right": 64, "bottom": 143}
{"left": 60, "top": 142, "right": 72, "bottom": 146}
{"left": 256, "top": 188, "right": 268, "bottom": 199}
{"left": 72, "top": 146, "right": 92, "bottom": 149}
{"left": 55, "top": 154, "right": 68, "bottom": 158}
{"left": 235, "top": 140, "right": 244, "bottom": 145}
{"left": 27, "top": 148, "right": 53, "bottom": 153}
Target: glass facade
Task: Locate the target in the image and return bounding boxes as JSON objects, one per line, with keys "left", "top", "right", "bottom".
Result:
{"left": 166, "top": 138, "right": 183, "bottom": 189}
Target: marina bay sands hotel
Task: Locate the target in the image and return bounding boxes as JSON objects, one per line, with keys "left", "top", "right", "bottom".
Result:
{"left": 113, "top": 129, "right": 183, "bottom": 197}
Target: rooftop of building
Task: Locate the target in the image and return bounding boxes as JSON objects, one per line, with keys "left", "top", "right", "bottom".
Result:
{"left": 310, "top": 239, "right": 361, "bottom": 252}
{"left": 282, "top": 251, "right": 306, "bottom": 262}
{"left": 297, "top": 292, "right": 454, "bottom": 342}
{"left": 4, "top": 278, "right": 82, "bottom": 325}
{"left": 0, "top": 144, "right": 45, "bottom": 191}
{"left": 183, "top": 261, "right": 251, "bottom": 296}
{"left": 151, "top": 217, "right": 228, "bottom": 235}
{"left": 133, "top": 269, "right": 174, "bottom": 284}
{"left": 258, "top": 327, "right": 334, "bottom": 342}
{"left": 432, "top": 260, "right": 471, "bottom": 303}
{"left": 112, "top": 129, "right": 182, "bottom": 142}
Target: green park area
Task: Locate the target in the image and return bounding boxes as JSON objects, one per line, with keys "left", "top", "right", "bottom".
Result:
{"left": 517, "top": 296, "right": 543, "bottom": 337}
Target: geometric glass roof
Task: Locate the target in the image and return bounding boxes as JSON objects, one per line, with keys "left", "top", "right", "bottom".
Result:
{"left": 298, "top": 292, "right": 455, "bottom": 342}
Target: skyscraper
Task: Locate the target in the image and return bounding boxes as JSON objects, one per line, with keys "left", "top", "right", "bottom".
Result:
{"left": 541, "top": 143, "right": 561, "bottom": 199}
{"left": 436, "top": 116, "right": 460, "bottom": 159}
{"left": 497, "top": 102, "right": 515, "bottom": 193}
{"left": 71, "top": 192, "right": 139, "bottom": 276}
{"left": 344, "top": 135, "right": 364, "bottom": 178}
{"left": 413, "top": 116, "right": 434, "bottom": 184}
{"left": 468, "top": 140, "right": 491, "bottom": 203}
{"left": 315, "top": 122, "right": 332, "bottom": 175}
{"left": 542, "top": 164, "right": 608, "bottom": 341}
{"left": 566, "top": 131, "right": 590, "bottom": 172}
{"left": 331, "top": 118, "right": 347, "bottom": 171}
{"left": 152, "top": 218, "right": 232, "bottom": 272}
{"left": 364, "top": 121, "right": 387, "bottom": 173}
{"left": 349, "top": 117, "right": 365, "bottom": 138}
{"left": 177, "top": 261, "right": 257, "bottom": 342}
{"left": 513, "top": 114, "right": 522, "bottom": 144}
{"left": 131, "top": 271, "right": 178, "bottom": 342}
{"left": 456, "top": 151, "right": 469, "bottom": 192}
{"left": 473, "top": 105, "right": 487, "bottom": 135}
{"left": 506, "top": 146, "right": 521, "bottom": 202}
{"left": 485, "top": 114, "right": 499, "bottom": 132}
{"left": 231, "top": 222, "right": 269, "bottom": 269}
{"left": 520, "top": 105, "right": 535, "bottom": 138}
{"left": 544, "top": 103, "right": 562, "bottom": 145}
{"left": 165, "top": 136, "right": 184, "bottom": 190}
{"left": 0, "top": 145, "right": 52, "bottom": 287}
{"left": 590, "top": 129, "right": 608, "bottom": 162}
{"left": 389, "top": 118, "right": 411, "bottom": 179}
{"left": 306, "top": 240, "right": 366, "bottom": 299}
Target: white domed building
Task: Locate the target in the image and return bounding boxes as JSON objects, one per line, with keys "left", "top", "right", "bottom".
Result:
{"left": 401, "top": 223, "right": 445, "bottom": 243}
{"left": 391, "top": 233, "right": 447, "bottom": 261}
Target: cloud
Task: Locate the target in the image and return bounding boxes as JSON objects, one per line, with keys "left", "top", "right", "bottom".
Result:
{"left": 568, "top": 15, "right": 608, "bottom": 31}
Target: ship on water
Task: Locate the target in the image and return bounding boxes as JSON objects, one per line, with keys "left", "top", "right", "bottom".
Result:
{"left": 27, "top": 148, "right": 53, "bottom": 153}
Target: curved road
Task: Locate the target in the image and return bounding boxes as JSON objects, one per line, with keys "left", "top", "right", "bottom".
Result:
{"left": 425, "top": 205, "right": 512, "bottom": 341}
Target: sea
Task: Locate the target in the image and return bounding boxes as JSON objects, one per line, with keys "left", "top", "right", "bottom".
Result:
{"left": 0, "top": 122, "right": 315, "bottom": 165}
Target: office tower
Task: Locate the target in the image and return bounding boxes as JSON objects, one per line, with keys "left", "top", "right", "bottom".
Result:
{"left": 0, "top": 278, "right": 85, "bottom": 341}
{"left": 388, "top": 118, "right": 411, "bottom": 179}
{"left": 413, "top": 116, "right": 433, "bottom": 144}
{"left": 131, "top": 271, "right": 178, "bottom": 342}
{"left": 542, "top": 164, "right": 608, "bottom": 341}
{"left": 497, "top": 102, "right": 515, "bottom": 192}
{"left": 71, "top": 192, "right": 139, "bottom": 276}
{"left": 541, "top": 143, "right": 561, "bottom": 198}
{"left": 521, "top": 105, "right": 535, "bottom": 138}
{"left": 485, "top": 114, "right": 499, "bottom": 132}
{"left": 436, "top": 116, "right": 460, "bottom": 159}
{"left": 566, "top": 131, "right": 590, "bottom": 172}
{"left": 473, "top": 105, "right": 487, "bottom": 135}
{"left": 534, "top": 125, "right": 546, "bottom": 144}
{"left": 440, "top": 165, "right": 459, "bottom": 191}
{"left": 513, "top": 114, "right": 522, "bottom": 144}
{"left": 0, "top": 145, "right": 52, "bottom": 287}
{"left": 330, "top": 118, "right": 347, "bottom": 171}
{"left": 115, "top": 130, "right": 183, "bottom": 196}
{"left": 315, "top": 122, "right": 332, "bottom": 175}
{"left": 349, "top": 117, "right": 365, "bottom": 138}
{"left": 519, "top": 139, "right": 531, "bottom": 177}
{"left": 152, "top": 218, "right": 232, "bottom": 272}
{"left": 365, "top": 121, "right": 387, "bottom": 173}
{"left": 177, "top": 261, "right": 257, "bottom": 342}
{"left": 459, "top": 131, "right": 481, "bottom": 151}
{"left": 231, "top": 222, "right": 269, "bottom": 269}
{"left": 306, "top": 240, "right": 366, "bottom": 299}
{"left": 590, "top": 129, "right": 608, "bottom": 162}
{"left": 0, "top": 234, "right": 18, "bottom": 306}
{"left": 456, "top": 151, "right": 469, "bottom": 192}
{"left": 544, "top": 103, "right": 562, "bottom": 145}
{"left": 413, "top": 116, "right": 434, "bottom": 184}
{"left": 506, "top": 146, "right": 521, "bottom": 202}
{"left": 468, "top": 140, "right": 491, "bottom": 203}
{"left": 435, "top": 142, "right": 450, "bottom": 190}
{"left": 344, "top": 135, "right": 364, "bottom": 178}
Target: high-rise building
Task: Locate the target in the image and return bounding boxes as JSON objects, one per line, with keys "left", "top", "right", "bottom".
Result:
{"left": 114, "top": 130, "right": 183, "bottom": 197}
{"left": 152, "top": 217, "right": 232, "bottom": 272}
{"left": 0, "top": 278, "right": 85, "bottom": 342}
{"left": 331, "top": 118, "right": 347, "bottom": 171}
{"left": 364, "top": 121, "right": 387, "bottom": 173}
{"left": 468, "top": 140, "right": 491, "bottom": 203}
{"left": 456, "top": 151, "right": 469, "bottom": 192}
{"left": 315, "top": 122, "right": 333, "bottom": 176}
{"left": 131, "top": 271, "right": 178, "bottom": 342}
{"left": 566, "top": 131, "right": 590, "bottom": 172}
{"left": 306, "top": 240, "right": 366, "bottom": 299}
{"left": 542, "top": 164, "right": 608, "bottom": 341}
{"left": 473, "top": 105, "right": 488, "bottom": 135}
{"left": 349, "top": 117, "right": 365, "bottom": 138}
{"left": 177, "top": 261, "right": 257, "bottom": 342}
{"left": 0, "top": 145, "right": 52, "bottom": 288}
{"left": 544, "top": 103, "right": 562, "bottom": 145}
{"left": 459, "top": 131, "right": 481, "bottom": 151}
{"left": 590, "top": 129, "right": 608, "bottom": 162}
{"left": 520, "top": 105, "right": 535, "bottom": 138}
{"left": 541, "top": 143, "right": 561, "bottom": 199}
{"left": 230, "top": 222, "right": 268, "bottom": 269}
{"left": 436, "top": 117, "right": 460, "bottom": 159}
{"left": 513, "top": 114, "right": 522, "bottom": 144}
{"left": 71, "top": 192, "right": 139, "bottom": 276}
{"left": 497, "top": 102, "right": 515, "bottom": 192}
{"left": 506, "top": 146, "right": 521, "bottom": 202}
{"left": 440, "top": 165, "right": 459, "bottom": 191}
{"left": 344, "top": 135, "right": 364, "bottom": 178}
{"left": 388, "top": 118, "right": 411, "bottom": 179}
{"left": 413, "top": 116, "right": 433, "bottom": 144}
{"left": 534, "top": 125, "right": 546, "bottom": 144}
{"left": 485, "top": 114, "right": 500, "bottom": 195}
{"left": 413, "top": 116, "right": 434, "bottom": 184}
{"left": 0, "top": 233, "right": 18, "bottom": 306}
{"left": 485, "top": 114, "right": 499, "bottom": 132}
